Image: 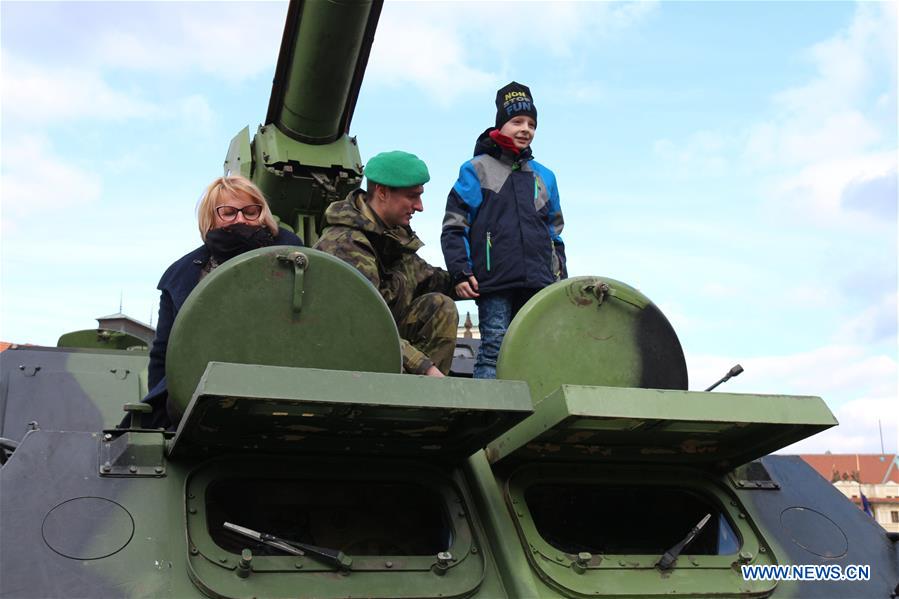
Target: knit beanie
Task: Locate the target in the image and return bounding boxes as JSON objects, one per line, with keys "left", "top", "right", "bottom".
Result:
{"left": 495, "top": 81, "right": 538, "bottom": 129}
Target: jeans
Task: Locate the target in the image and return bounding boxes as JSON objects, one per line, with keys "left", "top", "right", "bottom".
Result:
{"left": 473, "top": 289, "right": 538, "bottom": 379}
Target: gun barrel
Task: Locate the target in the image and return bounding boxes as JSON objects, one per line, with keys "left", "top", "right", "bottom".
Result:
{"left": 267, "top": 0, "right": 382, "bottom": 144}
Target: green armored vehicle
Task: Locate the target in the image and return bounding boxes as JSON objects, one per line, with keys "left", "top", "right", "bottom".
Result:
{"left": 2, "top": 2, "right": 897, "bottom": 597}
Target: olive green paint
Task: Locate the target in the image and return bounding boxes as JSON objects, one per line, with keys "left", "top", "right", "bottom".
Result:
{"left": 165, "top": 247, "right": 402, "bottom": 416}
{"left": 487, "top": 384, "right": 837, "bottom": 471}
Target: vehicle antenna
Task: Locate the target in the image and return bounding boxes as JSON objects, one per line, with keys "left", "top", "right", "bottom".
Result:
{"left": 704, "top": 364, "right": 744, "bottom": 392}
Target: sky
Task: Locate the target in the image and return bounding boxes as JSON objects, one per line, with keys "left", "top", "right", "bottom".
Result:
{"left": 1, "top": 1, "right": 896, "bottom": 454}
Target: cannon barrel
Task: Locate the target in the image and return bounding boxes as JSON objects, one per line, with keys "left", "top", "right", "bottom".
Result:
{"left": 224, "top": 0, "right": 383, "bottom": 243}
{"left": 266, "top": 0, "right": 381, "bottom": 144}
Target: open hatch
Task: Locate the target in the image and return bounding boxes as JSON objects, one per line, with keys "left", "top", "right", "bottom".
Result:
{"left": 485, "top": 383, "right": 837, "bottom": 598}
{"left": 173, "top": 361, "right": 532, "bottom": 599}
{"left": 170, "top": 361, "right": 532, "bottom": 461}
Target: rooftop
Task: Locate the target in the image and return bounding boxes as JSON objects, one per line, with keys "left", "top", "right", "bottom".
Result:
{"left": 800, "top": 453, "right": 898, "bottom": 485}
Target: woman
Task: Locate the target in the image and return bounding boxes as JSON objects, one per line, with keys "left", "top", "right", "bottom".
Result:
{"left": 143, "top": 175, "right": 303, "bottom": 428}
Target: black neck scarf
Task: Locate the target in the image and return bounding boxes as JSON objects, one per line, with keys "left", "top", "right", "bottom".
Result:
{"left": 204, "top": 223, "right": 275, "bottom": 263}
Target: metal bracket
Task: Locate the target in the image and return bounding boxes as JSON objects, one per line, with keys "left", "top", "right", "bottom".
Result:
{"left": 18, "top": 365, "right": 41, "bottom": 377}
{"left": 278, "top": 251, "right": 309, "bottom": 313}
{"left": 729, "top": 461, "right": 780, "bottom": 490}
{"left": 110, "top": 368, "right": 130, "bottom": 380}
{"left": 99, "top": 428, "right": 166, "bottom": 477}
{"left": 582, "top": 280, "right": 648, "bottom": 310}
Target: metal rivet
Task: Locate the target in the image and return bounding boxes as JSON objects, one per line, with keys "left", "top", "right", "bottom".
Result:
{"left": 190, "top": 547, "right": 199, "bottom": 555}
{"left": 129, "top": 465, "right": 138, "bottom": 473}
{"left": 572, "top": 552, "right": 591, "bottom": 574}
{"left": 103, "top": 433, "right": 113, "bottom": 442}
{"left": 238, "top": 549, "right": 252, "bottom": 578}
{"left": 154, "top": 466, "right": 164, "bottom": 474}
{"left": 219, "top": 557, "right": 228, "bottom": 564}
{"left": 432, "top": 552, "right": 452, "bottom": 576}
{"left": 294, "top": 561, "right": 303, "bottom": 569}
{"left": 101, "top": 464, "right": 111, "bottom": 473}
{"left": 385, "top": 561, "right": 393, "bottom": 568}
{"left": 189, "top": 508, "right": 197, "bottom": 514}
{"left": 471, "top": 547, "right": 478, "bottom": 554}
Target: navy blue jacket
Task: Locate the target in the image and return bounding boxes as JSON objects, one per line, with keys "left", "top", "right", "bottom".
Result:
{"left": 142, "top": 228, "right": 302, "bottom": 429}
{"left": 441, "top": 129, "right": 566, "bottom": 295}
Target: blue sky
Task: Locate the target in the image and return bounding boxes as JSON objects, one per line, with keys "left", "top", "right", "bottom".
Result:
{"left": 1, "top": 1, "right": 896, "bottom": 454}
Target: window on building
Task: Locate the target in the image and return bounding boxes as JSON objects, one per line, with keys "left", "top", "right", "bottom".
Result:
{"left": 891, "top": 510, "right": 898, "bottom": 523}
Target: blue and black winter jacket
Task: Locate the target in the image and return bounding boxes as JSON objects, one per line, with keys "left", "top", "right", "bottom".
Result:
{"left": 441, "top": 129, "right": 566, "bottom": 295}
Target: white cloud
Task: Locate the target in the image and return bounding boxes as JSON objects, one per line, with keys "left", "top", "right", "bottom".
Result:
{"left": 746, "top": 111, "right": 882, "bottom": 168}
{"left": 780, "top": 396, "right": 898, "bottom": 454}
{"left": 689, "top": 344, "right": 895, "bottom": 399}
{"left": 745, "top": 2, "right": 895, "bottom": 168}
{"left": 467, "top": 1, "right": 658, "bottom": 57}
{"left": 653, "top": 131, "right": 730, "bottom": 177}
{"left": 771, "top": 151, "right": 896, "bottom": 226}
{"left": 178, "top": 94, "right": 216, "bottom": 133}
{"left": 837, "top": 292, "right": 898, "bottom": 346}
{"left": 1, "top": 52, "right": 160, "bottom": 123}
{"left": 367, "top": 9, "right": 496, "bottom": 105}
{"left": 689, "top": 344, "right": 897, "bottom": 453}
{"left": 0, "top": 135, "right": 102, "bottom": 227}
{"left": 656, "top": 3, "right": 896, "bottom": 225}
{"left": 782, "top": 284, "right": 843, "bottom": 311}
{"left": 366, "top": 1, "right": 658, "bottom": 104}
{"left": 87, "top": 4, "right": 284, "bottom": 81}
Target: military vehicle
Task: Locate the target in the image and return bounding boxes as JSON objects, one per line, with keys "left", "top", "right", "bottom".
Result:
{"left": 2, "top": 1, "right": 897, "bottom": 597}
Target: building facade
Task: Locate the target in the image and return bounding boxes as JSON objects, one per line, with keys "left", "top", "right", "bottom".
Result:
{"left": 800, "top": 453, "right": 899, "bottom": 533}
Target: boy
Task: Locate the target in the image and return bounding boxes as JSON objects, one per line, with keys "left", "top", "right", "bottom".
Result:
{"left": 441, "top": 82, "right": 566, "bottom": 379}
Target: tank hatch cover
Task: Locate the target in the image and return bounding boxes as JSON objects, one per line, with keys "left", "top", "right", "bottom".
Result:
{"left": 485, "top": 384, "right": 836, "bottom": 472}
{"left": 497, "top": 277, "right": 688, "bottom": 405}
{"left": 168, "top": 361, "right": 533, "bottom": 461}
{"left": 165, "top": 247, "right": 402, "bottom": 418}
{"left": 56, "top": 329, "right": 147, "bottom": 351}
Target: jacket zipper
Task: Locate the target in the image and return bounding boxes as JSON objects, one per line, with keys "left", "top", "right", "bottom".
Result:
{"left": 486, "top": 231, "right": 492, "bottom": 272}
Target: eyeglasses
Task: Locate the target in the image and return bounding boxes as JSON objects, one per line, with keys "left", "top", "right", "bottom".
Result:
{"left": 215, "top": 204, "right": 263, "bottom": 221}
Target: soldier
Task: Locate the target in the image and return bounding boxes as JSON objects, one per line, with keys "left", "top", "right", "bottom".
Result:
{"left": 315, "top": 151, "right": 458, "bottom": 377}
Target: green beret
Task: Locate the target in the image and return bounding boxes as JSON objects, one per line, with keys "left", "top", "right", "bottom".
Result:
{"left": 364, "top": 151, "right": 430, "bottom": 187}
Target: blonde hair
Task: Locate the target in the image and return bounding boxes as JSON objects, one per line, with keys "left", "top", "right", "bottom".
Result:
{"left": 196, "top": 175, "right": 279, "bottom": 241}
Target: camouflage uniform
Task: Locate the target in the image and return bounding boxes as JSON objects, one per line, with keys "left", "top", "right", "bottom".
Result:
{"left": 315, "top": 190, "right": 458, "bottom": 374}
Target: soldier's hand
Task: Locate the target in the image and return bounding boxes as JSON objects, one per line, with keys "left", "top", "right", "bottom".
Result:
{"left": 455, "top": 276, "right": 480, "bottom": 299}
{"left": 425, "top": 365, "right": 445, "bottom": 378}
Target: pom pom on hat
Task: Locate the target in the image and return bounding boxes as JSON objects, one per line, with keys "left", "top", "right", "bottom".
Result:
{"left": 364, "top": 151, "right": 430, "bottom": 187}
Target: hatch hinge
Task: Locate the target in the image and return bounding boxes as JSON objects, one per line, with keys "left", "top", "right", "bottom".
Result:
{"left": 729, "top": 460, "right": 780, "bottom": 490}
{"left": 100, "top": 404, "right": 166, "bottom": 477}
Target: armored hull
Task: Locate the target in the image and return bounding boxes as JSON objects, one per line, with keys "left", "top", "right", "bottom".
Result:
{"left": 2, "top": 1, "right": 896, "bottom": 596}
